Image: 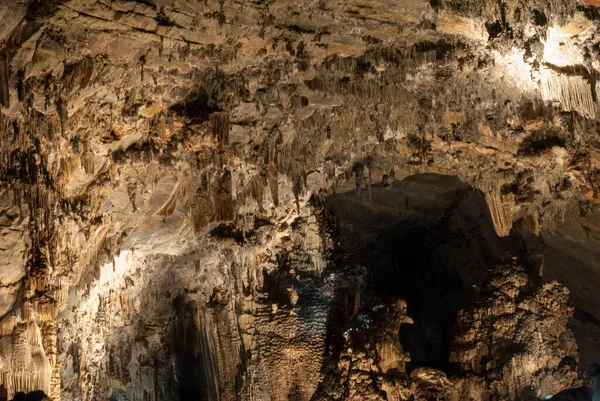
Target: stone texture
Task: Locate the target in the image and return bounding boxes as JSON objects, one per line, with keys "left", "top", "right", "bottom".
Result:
{"left": 451, "top": 260, "right": 582, "bottom": 400}
{"left": 0, "top": 0, "right": 599, "bottom": 400}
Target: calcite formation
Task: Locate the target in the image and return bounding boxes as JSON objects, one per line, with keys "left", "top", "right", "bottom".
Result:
{"left": 451, "top": 260, "right": 581, "bottom": 400}
{"left": 0, "top": 0, "right": 599, "bottom": 400}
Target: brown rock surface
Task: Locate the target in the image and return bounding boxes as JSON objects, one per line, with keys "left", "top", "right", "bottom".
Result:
{"left": 0, "top": 0, "right": 599, "bottom": 400}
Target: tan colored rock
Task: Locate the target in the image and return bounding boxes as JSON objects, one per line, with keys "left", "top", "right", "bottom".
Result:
{"left": 0, "top": 0, "right": 597, "bottom": 399}
{"left": 484, "top": 186, "right": 515, "bottom": 237}
{"left": 450, "top": 261, "right": 581, "bottom": 399}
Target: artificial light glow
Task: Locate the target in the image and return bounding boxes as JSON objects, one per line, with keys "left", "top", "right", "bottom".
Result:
{"left": 542, "top": 14, "right": 593, "bottom": 66}
{"left": 99, "top": 250, "right": 133, "bottom": 287}
{"left": 494, "top": 47, "right": 537, "bottom": 90}
{"left": 543, "top": 28, "right": 583, "bottom": 67}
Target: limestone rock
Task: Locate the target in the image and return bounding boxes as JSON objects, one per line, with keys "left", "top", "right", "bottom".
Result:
{"left": 0, "top": 0, "right": 598, "bottom": 400}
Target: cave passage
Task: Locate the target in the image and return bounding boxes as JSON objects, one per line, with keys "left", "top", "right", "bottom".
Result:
{"left": 326, "top": 172, "right": 516, "bottom": 372}
{"left": 173, "top": 299, "right": 216, "bottom": 401}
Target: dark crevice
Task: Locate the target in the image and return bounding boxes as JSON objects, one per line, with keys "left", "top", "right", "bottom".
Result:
{"left": 169, "top": 88, "right": 222, "bottom": 122}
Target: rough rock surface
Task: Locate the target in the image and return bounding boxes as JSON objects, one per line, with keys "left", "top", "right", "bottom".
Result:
{"left": 451, "top": 260, "right": 581, "bottom": 400}
{"left": 0, "top": 0, "right": 600, "bottom": 400}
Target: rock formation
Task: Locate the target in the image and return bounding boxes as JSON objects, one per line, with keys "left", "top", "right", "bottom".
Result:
{"left": 0, "top": 0, "right": 599, "bottom": 400}
{"left": 451, "top": 260, "right": 581, "bottom": 400}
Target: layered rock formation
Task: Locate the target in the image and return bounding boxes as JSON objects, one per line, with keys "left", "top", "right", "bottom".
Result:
{"left": 0, "top": 0, "right": 600, "bottom": 400}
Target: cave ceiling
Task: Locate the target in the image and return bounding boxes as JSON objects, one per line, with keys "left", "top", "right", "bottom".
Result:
{"left": 0, "top": 0, "right": 600, "bottom": 400}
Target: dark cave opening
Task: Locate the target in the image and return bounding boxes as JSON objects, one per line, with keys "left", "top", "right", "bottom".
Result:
{"left": 9, "top": 392, "right": 47, "bottom": 401}
{"left": 379, "top": 224, "right": 468, "bottom": 372}
{"left": 172, "top": 298, "right": 215, "bottom": 401}
{"left": 326, "top": 172, "right": 517, "bottom": 373}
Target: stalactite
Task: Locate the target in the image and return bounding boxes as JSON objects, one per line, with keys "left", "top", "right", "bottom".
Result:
{"left": 213, "top": 170, "right": 234, "bottom": 222}
{"left": 211, "top": 112, "right": 230, "bottom": 145}
{"left": 56, "top": 96, "right": 68, "bottom": 137}
{"left": 32, "top": 296, "right": 56, "bottom": 323}
{"left": 155, "top": 180, "right": 181, "bottom": 219}
{"left": 244, "top": 173, "right": 267, "bottom": 212}
{"left": 40, "top": 330, "right": 56, "bottom": 377}
{"left": 267, "top": 164, "right": 278, "bottom": 206}
{"left": 0, "top": 49, "right": 9, "bottom": 108}
{"left": 521, "top": 210, "right": 541, "bottom": 236}
{"left": 0, "top": 371, "right": 51, "bottom": 400}
{"left": 157, "top": 114, "right": 167, "bottom": 140}
{"left": 0, "top": 323, "right": 52, "bottom": 400}
{"left": 57, "top": 157, "right": 79, "bottom": 188}
{"left": 195, "top": 305, "right": 242, "bottom": 401}
{"left": 0, "top": 2, "right": 597, "bottom": 401}
{"left": 81, "top": 150, "right": 95, "bottom": 175}
{"left": 483, "top": 184, "right": 515, "bottom": 237}
{"left": 541, "top": 69, "right": 596, "bottom": 119}
{"left": 191, "top": 192, "right": 214, "bottom": 234}
{"left": 62, "top": 56, "right": 94, "bottom": 93}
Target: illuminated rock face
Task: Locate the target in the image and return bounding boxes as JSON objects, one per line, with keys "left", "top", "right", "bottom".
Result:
{"left": 0, "top": 0, "right": 600, "bottom": 400}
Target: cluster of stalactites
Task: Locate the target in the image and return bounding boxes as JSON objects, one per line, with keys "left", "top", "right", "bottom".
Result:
{"left": 0, "top": 322, "right": 52, "bottom": 400}
{"left": 541, "top": 68, "right": 596, "bottom": 120}
{"left": 481, "top": 181, "right": 515, "bottom": 237}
